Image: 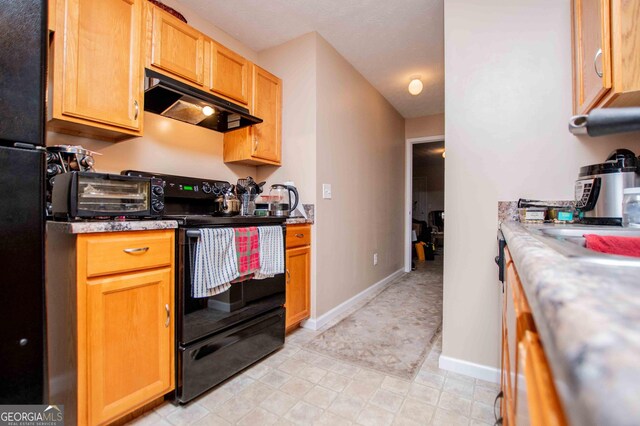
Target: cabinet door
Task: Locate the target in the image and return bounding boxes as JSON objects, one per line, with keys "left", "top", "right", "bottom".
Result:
{"left": 210, "top": 42, "right": 250, "bottom": 104}
{"left": 252, "top": 66, "right": 282, "bottom": 163}
{"left": 285, "top": 246, "right": 310, "bottom": 330}
{"left": 86, "top": 268, "right": 173, "bottom": 425}
{"left": 519, "top": 331, "right": 567, "bottom": 426}
{"left": 150, "top": 6, "right": 204, "bottom": 85}
{"left": 573, "top": 0, "right": 612, "bottom": 113}
{"left": 54, "top": 0, "right": 143, "bottom": 131}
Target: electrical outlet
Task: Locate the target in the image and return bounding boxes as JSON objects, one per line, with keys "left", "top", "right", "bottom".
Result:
{"left": 322, "top": 184, "right": 332, "bottom": 199}
{"left": 373, "top": 253, "right": 378, "bottom": 266}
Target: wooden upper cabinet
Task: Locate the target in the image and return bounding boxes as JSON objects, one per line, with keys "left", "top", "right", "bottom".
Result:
{"left": 210, "top": 41, "right": 250, "bottom": 104}
{"left": 572, "top": 0, "right": 612, "bottom": 114}
{"left": 148, "top": 4, "right": 204, "bottom": 86}
{"left": 253, "top": 66, "right": 282, "bottom": 162}
{"left": 572, "top": 0, "right": 640, "bottom": 114}
{"left": 223, "top": 64, "right": 282, "bottom": 166}
{"left": 50, "top": 0, "right": 144, "bottom": 141}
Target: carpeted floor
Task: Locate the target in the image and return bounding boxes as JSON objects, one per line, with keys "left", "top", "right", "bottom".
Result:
{"left": 306, "top": 255, "right": 443, "bottom": 380}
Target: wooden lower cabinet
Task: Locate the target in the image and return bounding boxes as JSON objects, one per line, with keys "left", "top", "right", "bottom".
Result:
{"left": 285, "top": 224, "right": 311, "bottom": 331}
{"left": 501, "top": 247, "right": 566, "bottom": 426}
{"left": 47, "top": 229, "right": 175, "bottom": 426}
{"left": 86, "top": 268, "right": 173, "bottom": 425}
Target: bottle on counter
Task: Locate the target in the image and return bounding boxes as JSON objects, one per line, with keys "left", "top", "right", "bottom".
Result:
{"left": 622, "top": 188, "right": 640, "bottom": 227}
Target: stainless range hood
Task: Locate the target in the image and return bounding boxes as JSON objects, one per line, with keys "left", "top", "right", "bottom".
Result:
{"left": 144, "top": 69, "right": 262, "bottom": 133}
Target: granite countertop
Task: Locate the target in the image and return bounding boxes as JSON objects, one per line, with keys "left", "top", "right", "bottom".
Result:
{"left": 285, "top": 217, "right": 314, "bottom": 225}
{"left": 47, "top": 220, "right": 179, "bottom": 234}
{"left": 285, "top": 203, "right": 315, "bottom": 225}
{"left": 500, "top": 221, "right": 640, "bottom": 426}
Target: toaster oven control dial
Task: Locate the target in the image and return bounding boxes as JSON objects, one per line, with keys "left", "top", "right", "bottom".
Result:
{"left": 152, "top": 200, "right": 165, "bottom": 213}
{"left": 201, "top": 182, "right": 212, "bottom": 194}
{"left": 152, "top": 185, "right": 164, "bottom": 196}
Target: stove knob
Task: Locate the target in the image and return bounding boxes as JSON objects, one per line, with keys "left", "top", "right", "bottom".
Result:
{"left": 152, "top": 201, "right": 165, "bottom": 213}
{"left": 152, "top": 185, "right": 164, "bottom": 196}
{"left": 46, "top": 163, "right": 62, "bottom": 177}
{"left": 202, "top": 183, "right": 212, "bottom": 194}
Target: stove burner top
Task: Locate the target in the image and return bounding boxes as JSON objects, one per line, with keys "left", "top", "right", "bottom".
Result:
{"left": 164, "top": 214, "right": 285, "bottom": 227}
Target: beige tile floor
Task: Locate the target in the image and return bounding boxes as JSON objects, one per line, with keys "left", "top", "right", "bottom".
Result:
{"left": 129, "top": 331, "right": 499, "bottom": 426}
{"left": 129, "top": 262, "right": 500, "bottom": 426}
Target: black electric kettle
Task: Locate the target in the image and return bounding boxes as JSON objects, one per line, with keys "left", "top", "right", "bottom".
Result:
{"left": 268, "top": 184, "right": 299, "bottom": 217}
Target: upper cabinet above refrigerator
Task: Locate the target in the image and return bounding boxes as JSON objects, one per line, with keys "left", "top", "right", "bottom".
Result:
{"left": 48, "top": 0, "right": 145, "bottom": 142}
{"left": 572, "top": 0, "right": 640, "bottom": 115}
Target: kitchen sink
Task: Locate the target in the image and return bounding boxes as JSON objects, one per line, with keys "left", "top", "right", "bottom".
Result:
{"left": 529, "top": 225, "right": 640, "bottom": 267}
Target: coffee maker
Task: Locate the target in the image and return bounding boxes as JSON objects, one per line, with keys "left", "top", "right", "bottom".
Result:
{"left": 575, "top": 149, "right": 640, "bottom": 225}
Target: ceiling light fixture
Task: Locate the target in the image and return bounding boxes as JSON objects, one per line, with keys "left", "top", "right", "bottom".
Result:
{"left": 408, "top": 76, "right": 423, "bottom": 96}
{"left": 202, "top": 105, "right": 214, "bottom": 116}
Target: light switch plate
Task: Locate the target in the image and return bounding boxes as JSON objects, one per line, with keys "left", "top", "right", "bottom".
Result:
{"left": 322, "top": 184, "right": 332, "bottom": 199}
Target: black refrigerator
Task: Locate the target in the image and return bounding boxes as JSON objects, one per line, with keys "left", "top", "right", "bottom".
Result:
{"left": 0, "top": 0, "right": 48, "bottom": 403}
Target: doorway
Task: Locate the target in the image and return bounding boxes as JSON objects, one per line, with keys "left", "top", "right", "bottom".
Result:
{"left": 404, "top": 135, "right": 445, "bottom": 272}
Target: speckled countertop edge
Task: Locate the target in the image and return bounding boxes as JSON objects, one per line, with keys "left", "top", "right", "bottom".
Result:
{"left": 47, "top": 220, "right": 179, "bottom": 234}
{"left": 286, "top": 204, "right": 315, "bottom": 225}
{"left": 500, "top": 221, "right": 640, "bottom": 426}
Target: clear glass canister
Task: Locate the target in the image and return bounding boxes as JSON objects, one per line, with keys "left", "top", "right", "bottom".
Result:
{"left": 622, "top": 187, "right": 640, "bottom": 227}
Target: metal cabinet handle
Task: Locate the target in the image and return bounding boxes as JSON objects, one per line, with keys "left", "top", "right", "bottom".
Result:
{"left": 494, "top": 390, "right": 504, "bottom": 423}
{"left": 286, "top": 270, "right": 291, "bottom": 284}
{"left": 594, "top": 48, "right": 603, "bottom": 78}
{"left": 295, "top": 233, "right": 304, "bottom": 238}
{"left": 134, "top": 99, "right": 139, "bottom": 120}
{"left": 165, "top": 304, "right": 170, "bottom": 327}
{"left": 123, "top": 247, "right": 149, "bottom": 254}
{"left": 254, "top": 139, "right": 259, "bottom": 153}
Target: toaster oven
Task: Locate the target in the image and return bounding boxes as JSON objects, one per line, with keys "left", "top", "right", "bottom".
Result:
{"left": 52, "top": 172, "right": 164, "bottom": 219}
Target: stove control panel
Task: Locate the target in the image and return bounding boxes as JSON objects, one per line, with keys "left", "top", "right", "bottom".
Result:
{"left": 121, "top": 170, "right": 230, "bottom": 200}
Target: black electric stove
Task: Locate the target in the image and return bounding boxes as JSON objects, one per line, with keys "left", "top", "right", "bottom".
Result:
{"left": 123, "top": 170, "right": 286, "bottom": 403}
{"left": 165, "top": 214, "right": 285, "bottom": 227}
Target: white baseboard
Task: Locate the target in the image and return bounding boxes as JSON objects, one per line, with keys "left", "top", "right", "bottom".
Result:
{"left": 301, "top": 268, "right": 405, "bottom": 331}
{"left": 439, "top": 355, "right": 500, "bottom": 384}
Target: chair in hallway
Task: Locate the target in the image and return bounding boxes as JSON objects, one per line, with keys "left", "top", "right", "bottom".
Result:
{"left": 428, "top": 210, "right": 444, "bottom": 248}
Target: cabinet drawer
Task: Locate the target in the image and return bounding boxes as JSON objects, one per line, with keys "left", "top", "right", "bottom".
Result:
{"left": 286, "top": 225, "right": 311, "bottom": 248}
{"left": 80, "top": 231, "right": 173, "bottom": 278}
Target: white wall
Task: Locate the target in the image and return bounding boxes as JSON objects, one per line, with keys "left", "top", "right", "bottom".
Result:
{"left": 315, "top": 34, "right": 405, "bottom": 316}
{"left": 406, "top": 113, "right": 445, "bottom": 139}
{"left": 444, "top": 0, "right": 640, "bottom": 369}
{"left": 255, "top": 32, "right": 406, "bottom": 319}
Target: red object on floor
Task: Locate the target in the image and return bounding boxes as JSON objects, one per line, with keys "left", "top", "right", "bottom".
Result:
{"left": 584, "top": 234, "right": 640, "bottom": 258}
